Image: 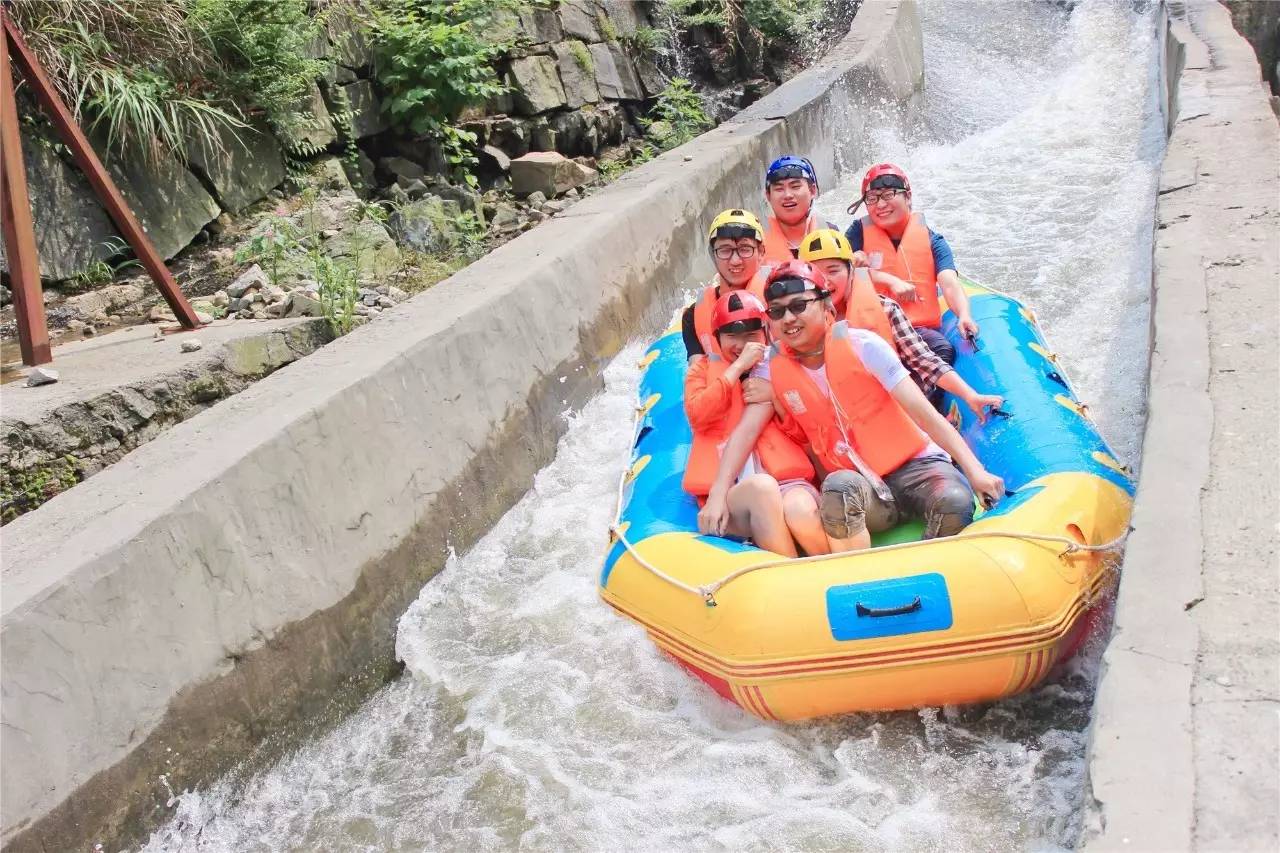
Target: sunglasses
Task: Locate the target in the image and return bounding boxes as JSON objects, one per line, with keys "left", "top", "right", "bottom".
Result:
{"left": 765, "top": 296, "right": 824, "bottom": 320}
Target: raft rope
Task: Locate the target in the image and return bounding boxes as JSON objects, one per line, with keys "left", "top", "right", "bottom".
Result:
{"left": 609, "top": 402, "right": 1130, "bottom": 608}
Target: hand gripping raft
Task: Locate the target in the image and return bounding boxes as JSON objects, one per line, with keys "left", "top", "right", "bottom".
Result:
{"left": 598, "top": 277, "right": 1134, "bottom": 721}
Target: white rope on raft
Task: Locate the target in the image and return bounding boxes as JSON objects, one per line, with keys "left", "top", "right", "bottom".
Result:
{"left": 608, "top": 376, "right": 1129, "bottom": 607}
{"left": 608, "top": 523, "right": 1131, "bottom": 607}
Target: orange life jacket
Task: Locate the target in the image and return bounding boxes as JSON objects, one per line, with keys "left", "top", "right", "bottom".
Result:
{"left": 768, "top": 322, "right": 928, "bottom": 477}
{"left": 861, "top": 213, "right": 942, "bottom": 328}
{"left": 843, "top": 268, "right": 894, "bottom": 348}
{"left": 682, "top": 356, "right": 814, "bottom": 497}
{"left": 762, "top": 212, "right": 824, "bottom": 265}
{"left": 691, "top": 270, "right": 768, "bottom": 357}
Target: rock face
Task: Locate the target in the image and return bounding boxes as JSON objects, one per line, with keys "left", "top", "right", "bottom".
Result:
{"left": 277, "top": 82, "right": 339, "bottom": 153}
{"left": 183, "top": 119, "right": 286, "bottom": 214}
{"left": 509, "top": 55, "right": 568, "bottom": 115}
{"left": 589, "top": 42, "right": 645, "bottom": 101}
{"left": 0, "top": 145, "right": 117, "bottom": 282}
{"left": 104, "top": 144, "right": 221, "bottom": 261}
{"left": 552, "top": 41, "right": 601, "bottom": 108}
{"left": 509, "top": 151, "right": 597, "bottom": 197}
{"left": 338, "top": 80, "right": 388, "bottom": 139}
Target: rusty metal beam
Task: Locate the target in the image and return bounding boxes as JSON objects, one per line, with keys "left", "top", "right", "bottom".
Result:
{"left": 2, "top": 10, "right": 202, "bottom": 331}
{"left": 0, "top": 9, "right": 51, "bottom": 366}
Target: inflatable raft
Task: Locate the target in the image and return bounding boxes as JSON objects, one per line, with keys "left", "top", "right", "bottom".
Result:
{"left": 599, "top": 277, "right": 1134, "bottom": 720}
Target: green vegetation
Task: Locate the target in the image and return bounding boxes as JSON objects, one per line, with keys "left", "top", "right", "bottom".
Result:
{"left": 12, "top": 0, "right": 322, "bottom": 161}
{"left": 568, "top": 39, "right": 594, "bottom": 72}
{"left": 370, "top": 0, "right": 516, "bottom": 186}
{"left": 1, "top": 456, "right": 80, "bottom": 523}
{"left": 235, "top": 212, "right": 299, "bottom": 290}
{"left": 187, "top": 0, "right": 325, "bottom": 129}
{"left": 628, "top": 26, "right": 667, "bottom": 57}
{"left": 662, "top": 0, "right": 728, "bottom": 30}
{"left": 64, "top": 237, "right": 142, "bottom": 293}
{"left": 643, "top": 78, "right": 712, "bottom": 150}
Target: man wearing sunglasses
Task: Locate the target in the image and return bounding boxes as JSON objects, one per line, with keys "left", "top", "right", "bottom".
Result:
{"left": 681, "top": 209, "right": 771, "bottom": 362}
{"left": 760, "top": 155, "right": 839, "bottom": 264}
{"left": 845, "top": 163, "right": 977, "bottom": 366}
{"left": 715, "top": 261, "right": 1004, "bottom": 553}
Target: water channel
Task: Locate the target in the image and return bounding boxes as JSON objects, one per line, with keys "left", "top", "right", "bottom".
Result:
{"left": 143, "top": 1, "right": 1165, "bottom": 849}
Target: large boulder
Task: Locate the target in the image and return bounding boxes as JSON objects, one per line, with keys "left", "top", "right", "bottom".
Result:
{"left": 635, "top": 55, "right": 669, "bottom": 99}
{"left": 488, "top": 117, "right": 531, "bottom": 158}
{"left": 596, "top": 0, "right": 650, "bottom": 37}
{"left": 551, "top": 41, "right": 601, "bottom": 108}
{"left": 560, "top": 0, "right": 600, "bottom": 41}
{"left": 276, "top": 82, "right": 338, "bottom": 153}
{"left": 509, "top": 151, "right": 597, "bottom": 197}
{"left": 337, "top": 80, "right": 388, "bottom": 139}
{"left": 387, "top": 196, "right": 462, "bottom": 254}
{"left": 508, "top": 56, "right": 568, "bottom": 115}
{"left": 103, "top": 143, "right": 221, "bottom": 261}
{"left": 322, "top": 217, "right": 400, "bottom": 279}
{"left": 329, "top": 9, "right": 372, "bottom": 71}
{"left": 183, "top": 118, "right": 286, "bottom": 214}
{"left": 0, "top": 142, "right": 117, "bottom": 282}
{"left": 548, "top": 111, "right": 588, "bottom": 156}
{"left": 589, "top": 42, "right": 644, "bottom": 101}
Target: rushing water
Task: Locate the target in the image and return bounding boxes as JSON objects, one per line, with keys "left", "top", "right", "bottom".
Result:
{"left": 142, "top": 2, "right": 1163, "bottom": 850}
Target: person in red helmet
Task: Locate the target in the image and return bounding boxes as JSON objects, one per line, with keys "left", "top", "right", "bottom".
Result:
{"left": 845, "top": 163, "right": 977, "bottom": 367}
{"left": 686, "top": 290, "right": 827, "bottom": 557}
{"left": 712, "top": 261, "right": 1004, "bottom": 553}
{"left": 760, "top": 155, "right": 839, "bottom": 265}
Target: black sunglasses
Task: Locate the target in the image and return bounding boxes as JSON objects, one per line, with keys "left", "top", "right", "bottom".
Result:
{"left": 765, "top": 296, "right": 824, "bottom": 320}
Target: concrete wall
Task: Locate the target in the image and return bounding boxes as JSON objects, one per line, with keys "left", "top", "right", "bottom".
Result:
{"left": 1084, "top": 2, "right": 1280, "bottom": 850}
{"left": 0, "top": 3, "right": 924, "bottom": 851}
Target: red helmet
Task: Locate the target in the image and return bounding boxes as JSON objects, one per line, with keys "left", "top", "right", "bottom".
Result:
{"left": 763, "top": 260, "right": 829, "bottom": 302}
{"left": 712, "top": 290, "right": 767, "bottom": 335}
{"left": 860, "top": 162, "right": 911, "bottom": 196}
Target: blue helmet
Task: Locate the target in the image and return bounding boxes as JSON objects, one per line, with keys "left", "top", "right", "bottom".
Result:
{"left": 765, "top": 155, "right": 818, "bottom": 190}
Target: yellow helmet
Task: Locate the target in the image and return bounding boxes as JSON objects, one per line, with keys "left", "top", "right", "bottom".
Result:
{"left": 798, "top": 228, "right": 854, "bottom": 263}
{"left": 707, "top": 208, "right": 764, "bottom": 244}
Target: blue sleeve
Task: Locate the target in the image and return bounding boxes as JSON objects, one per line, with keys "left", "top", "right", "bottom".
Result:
{"left": 844, "top": 219, "right": 864, "bottom": 252}
{"left": 929, "top": 228, "right": 957, "bottom": 273}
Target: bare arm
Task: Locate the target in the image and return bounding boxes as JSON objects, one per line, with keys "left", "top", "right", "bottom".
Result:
{"left": 938, "top": 269, "right": 976, "bottom": 335}
{"left": 707, "top": 402, "right": 774, "bottom": 499}
{"left": 890, "top": 378, "right": 1004, "bottom": 504}
{"left": 934, "top": 372, "right": 1003, "bottom": 423}
{"left": 697, "top": 401, "right": 775, "bottom": 536}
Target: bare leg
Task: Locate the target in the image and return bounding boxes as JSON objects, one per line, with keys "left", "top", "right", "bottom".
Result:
{"left": 722, "top": 473, "right": 797, "bottom": 557}
{"left": 781, "top": 487, "right": 830, "bottom": 556}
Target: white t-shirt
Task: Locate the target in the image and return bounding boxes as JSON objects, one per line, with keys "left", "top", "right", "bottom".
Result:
{"left": 754, "top": 328, "right": 948, "bottom": 461}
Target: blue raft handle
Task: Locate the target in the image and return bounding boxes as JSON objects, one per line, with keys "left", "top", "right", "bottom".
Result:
{"left": 856, "top": 596, "right": 922, "bottom": 618}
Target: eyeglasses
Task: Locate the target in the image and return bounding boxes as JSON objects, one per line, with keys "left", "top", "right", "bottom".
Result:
{"left": 713, "top": 245, "right": 757, "bottom": 260}
{"left": 765, "top": 296, "right": 823, "bottom": 320}
{"left": 863, "top": 189, "right": 906, "bottom": 205}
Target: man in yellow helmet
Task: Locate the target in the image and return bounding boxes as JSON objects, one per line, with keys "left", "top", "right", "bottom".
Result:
{"left": 681, "top": 209, "right": 771, "bottom": 362}
{"left": 782, "top": 229, "right": 1002, "bottom": 421}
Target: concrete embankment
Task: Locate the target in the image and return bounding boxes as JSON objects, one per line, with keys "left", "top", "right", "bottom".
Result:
{"left": 0, "top": 4, "right": 923, "bottom": 851}
{"left": 1085, "top": 1, "right": 1279, "bottom": 850}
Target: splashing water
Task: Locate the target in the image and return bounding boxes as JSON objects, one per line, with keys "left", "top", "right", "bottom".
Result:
{"left": 142, "top": 2, "right": 1162, "bottom": 850}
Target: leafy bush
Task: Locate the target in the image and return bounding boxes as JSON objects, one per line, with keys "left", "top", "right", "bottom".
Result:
{"left": 644, "top": 78, "right": 711, "bottom": 150}
{"left": 371, "top": 1, "right": 509, "bottom": 136}
{"left": 187, "top": 0, "right": 325, "bottom": 130}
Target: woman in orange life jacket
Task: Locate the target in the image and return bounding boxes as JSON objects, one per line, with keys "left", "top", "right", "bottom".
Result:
{"left": 687, "top": 290, "right": 829, "bottom": 558}
{"left": 845, "top": 163, "right": 977, "bottom": 367}
{"left": 715, "top": 261, "right": 1005, "bottom": 553}
{"left": 796, "top": 228, "right": 1004, "bottom": 420}
{"left": 760, "top": 156, "right": 839, "bottom": 265}
{"left": 680, "top": 209, "right": 771, "bottom": 362}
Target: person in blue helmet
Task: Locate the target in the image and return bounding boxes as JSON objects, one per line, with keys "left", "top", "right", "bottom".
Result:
{"left": 761, "top": 155, "right": 839, "bottom": 265}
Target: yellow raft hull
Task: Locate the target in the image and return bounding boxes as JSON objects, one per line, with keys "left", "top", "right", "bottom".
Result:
{"left": 599, "top": 279, "right": 1134, "bottom": 720}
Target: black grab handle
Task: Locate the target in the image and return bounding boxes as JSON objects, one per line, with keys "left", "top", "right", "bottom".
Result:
{"left": 856, "top": 596, "right": 922, "bottom": 618}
